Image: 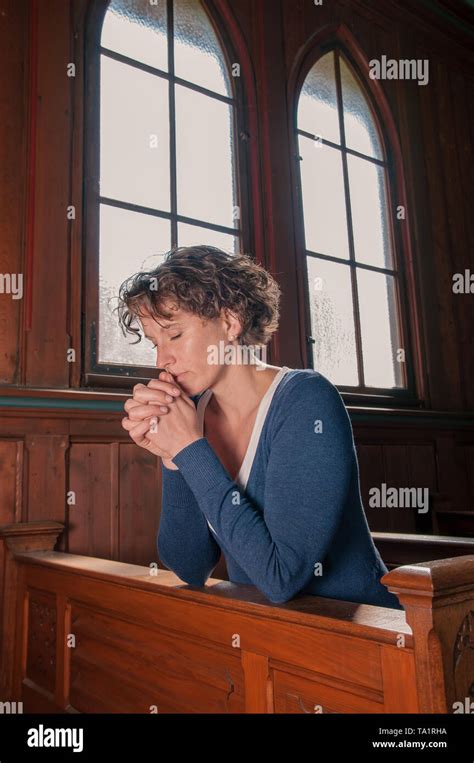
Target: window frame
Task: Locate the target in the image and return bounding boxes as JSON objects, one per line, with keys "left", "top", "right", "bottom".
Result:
{"left": 82, "top": 0, "right": 254, "bottom": 389}
{"left": 292, "top": 38, "right": 424, "bottom": 407}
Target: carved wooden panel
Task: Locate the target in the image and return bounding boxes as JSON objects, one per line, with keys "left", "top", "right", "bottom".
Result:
{"left": 26, "top": 589, "right": 57, "bottom": 695}
{"left": 453, "top": 609, "right": 474, "bottom": 702}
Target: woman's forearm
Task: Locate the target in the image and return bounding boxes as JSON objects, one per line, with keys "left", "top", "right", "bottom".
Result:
{"left": 158, "top": 464, "right": 221, "bottom": 584}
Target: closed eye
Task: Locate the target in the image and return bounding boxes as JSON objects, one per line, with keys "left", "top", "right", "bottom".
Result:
{"left": 150, "top": 334, "right": 181, "bottom": 350}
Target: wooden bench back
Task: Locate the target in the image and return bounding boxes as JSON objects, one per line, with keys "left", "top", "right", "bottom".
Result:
{"left": 0, "top": 522, "right": 473, "bottom": 713}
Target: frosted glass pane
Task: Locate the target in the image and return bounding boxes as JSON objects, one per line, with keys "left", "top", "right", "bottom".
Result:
{"left": 99, "top": 204, "right": 170, "bottom": 366}
{"left": 174, "top": 0, "right": 231, "bottom": 96}
{"left": 100, "top": 56, "right": 170, "bottom": 211}
{"left": 178, "top": 224, "right": 239, "bottom": 253}
{"left": 306, "top": 257, "right": 358, "bottom": 386}
{"left": 298, "top": 51, "right": 340, "bottom": 144}
{"left": 348, "top": 155, "right": 393, "bottom": 269}
{"left": 357, "top": 270, "right": 404, "bottom": 388}
{"left": 299, "top": 136, "right": 349, "bottom": 258}
{"left": 340, "top": 57, "right": 383, "bottom": 160}
{"left": 176, "top": 85, "right": 236, "bottom": 227}
{"left": 101, "top": 0, "right": 168, "bottom": 71}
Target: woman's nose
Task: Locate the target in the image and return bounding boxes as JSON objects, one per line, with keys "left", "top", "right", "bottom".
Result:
{"left": 155, "top": 347, "right": 174, "bottom": 369}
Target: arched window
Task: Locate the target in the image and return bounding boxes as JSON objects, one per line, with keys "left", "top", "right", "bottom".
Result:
{"left": 85, "top": 0, "right": 243, "bottom": 383}
{"left": 296, "top": 48, "right": 409, "bottom": 394}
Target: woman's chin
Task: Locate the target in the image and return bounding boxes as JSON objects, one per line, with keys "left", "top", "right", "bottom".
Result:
{"left": 177, "top": 375, "right": 195, "bottom": 394}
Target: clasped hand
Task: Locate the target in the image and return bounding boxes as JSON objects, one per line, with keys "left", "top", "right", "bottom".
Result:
{"left": 121, "top": 371, "right": 202, "bottom": 461}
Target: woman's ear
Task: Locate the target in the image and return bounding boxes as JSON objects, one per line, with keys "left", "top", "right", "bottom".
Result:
{"left": 221, "top": 308, "right": 241, "bottom": 339}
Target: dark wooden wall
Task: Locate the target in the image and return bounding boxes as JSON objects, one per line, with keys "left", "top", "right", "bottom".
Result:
{"left": 0, "top": 0, "right": 473, "bottom": 571}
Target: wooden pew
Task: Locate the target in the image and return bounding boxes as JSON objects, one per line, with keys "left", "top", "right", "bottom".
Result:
{"left": 372, "top": 532, "right": 474, "bottom": 570}
{"left": 1, "top": 521, "right": 473, "bottom": 714}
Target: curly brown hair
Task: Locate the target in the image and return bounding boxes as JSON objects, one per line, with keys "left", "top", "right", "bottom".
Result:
{"left": 115, "top": 245, "right": 281, "bottom": 348}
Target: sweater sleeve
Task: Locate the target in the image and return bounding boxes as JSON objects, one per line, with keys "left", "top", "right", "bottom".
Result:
{"left": 171, "top": 375, "right": 355, "bottom": 604}
{"left": 158, "top": 465, "right": 221, "bottom": 585}
{"left": 157, "top": 395, "right": 221, "bottom": 586}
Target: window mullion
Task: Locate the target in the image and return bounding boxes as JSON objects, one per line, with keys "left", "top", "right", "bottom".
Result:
{"left": 334, "top": 49, "right": 365, "bottom": 389}
{"left": 168, "top": 0, "right": 177, "bottom": 247}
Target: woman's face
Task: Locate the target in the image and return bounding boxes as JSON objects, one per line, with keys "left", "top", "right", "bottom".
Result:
{"left": 138, "top": 301, "right": 238, "bottom": 395}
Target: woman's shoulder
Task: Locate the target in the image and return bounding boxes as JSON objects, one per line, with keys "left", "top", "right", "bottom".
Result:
{"left": 278, "top": 367, "right": 346, "bottom": 406}
{"left": 272, "top": 368, "right": 354, "bottom": 446}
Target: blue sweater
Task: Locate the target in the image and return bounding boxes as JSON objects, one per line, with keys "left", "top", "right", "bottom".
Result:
{"left": 158, "top": 368, "right": 403, "bottom": 610}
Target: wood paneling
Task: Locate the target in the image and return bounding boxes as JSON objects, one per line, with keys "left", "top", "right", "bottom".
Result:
{"left": 68, "top": 443, "right": 115, "bottom": 557}
{"left": 0, "top": 0, "right": 28, "bottom": 385}
{"left": 25, "top": 434, "right": 68, "bottom": 522}
{"left": 118, "top": 443, "right": 161, "bottom": 566}
{"left": 354, "top": 422, "right": 474, "bottom": 537}
{"left": 70, "top": 603, "right": 245, "bottom": 712}
{"left": 25, "top": 0, "right": 72, "bottom": 386}
{"left": 1, "top": 410, "right": 473, "bottom": 570}
{"left": 0, "top": 440, "right": 24, "bottom": 524}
